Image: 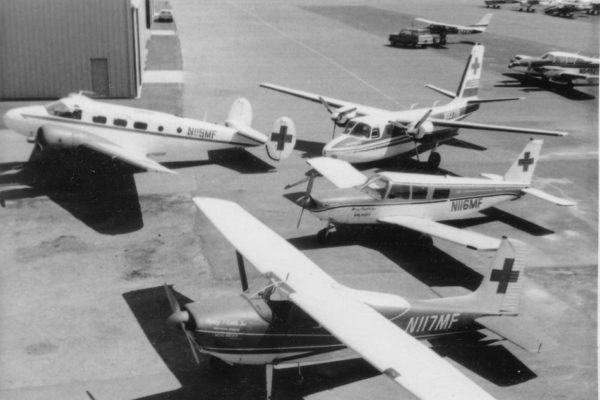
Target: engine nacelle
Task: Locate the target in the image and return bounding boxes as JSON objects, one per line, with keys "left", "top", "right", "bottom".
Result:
{"left": 411, "top": 120, "right": 434, "bottom": 139}
{"left": 332, "top": 105, "right": 357, "bottom": 126}
{"left": 38, "top": 125, "right": 87, "bottom": 149}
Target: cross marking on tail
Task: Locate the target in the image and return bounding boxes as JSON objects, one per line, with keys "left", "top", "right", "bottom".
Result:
{"left": 490, "top": 258, "right": 519, "bottom": 294}
{"left": 270, "top": 125, "right": 292, "bottom": 151}
{"left": 471, "top": 57, "right": 481, "bottom": 74}
{"left": 518, "top": 151, "right": 534, "bottom": 172}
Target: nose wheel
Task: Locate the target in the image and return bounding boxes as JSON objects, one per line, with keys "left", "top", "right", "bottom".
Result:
{"left": 317, "top": 224, "right": 335, "bottom": 244}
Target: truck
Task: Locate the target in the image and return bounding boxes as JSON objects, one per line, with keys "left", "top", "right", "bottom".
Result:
{"left": 388, "top": 28, "right": 440, "bottom": 48}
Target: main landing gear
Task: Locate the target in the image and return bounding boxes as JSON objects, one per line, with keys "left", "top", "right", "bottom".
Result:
{"left": 427, "top": 151, "right": 441, "bottom": 170}
{"left": 317, "top": 223, "right": 335, "bottom": 244}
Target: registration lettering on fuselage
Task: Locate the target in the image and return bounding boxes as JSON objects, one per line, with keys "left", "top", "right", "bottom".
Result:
{"left": 406, "top": 313, "right": 460, "bottom": 334}
{"left": 187, "top": 126, "right": 217, "bottom": 140}
{"left": 351, "top": 206, "right": 374, "bottom": 218}
{"left": 444, "top": 107, "right": 464, "bottom": 120}
{"left": 450, "top": 197, "right": 483, "bottom": 212}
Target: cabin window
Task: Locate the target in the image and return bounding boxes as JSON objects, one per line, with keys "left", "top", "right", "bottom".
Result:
{"left": 113, "top": 118, "right": 128, "bottom": 127}
{"left": 349, "top": 123, "right": 371, "bottom": 139}
{"left": 158, "top": 125, "right": 164, "bottom": 132}
{"left": 371, "top": 127, "right": 380, "bottom": 139}
{"left": 177, "top": 127, "right": 182, "bottom": 133}
{"left": 133, "top": 121, "right": 148, "bottom": 130}
{"left": 390, "top": 124, "right": 406, "bottom": 137}
{"left": 412, "top": 186, "right": 428, "bottom": 200}
{"left": 432, "top": 188, "right": 450, "bottom": 199}
{"left": 388, "top": 185, "right": 410, "bottom": 200}
{"left": 92, "top": 115, "right": 107, "bottom": 124}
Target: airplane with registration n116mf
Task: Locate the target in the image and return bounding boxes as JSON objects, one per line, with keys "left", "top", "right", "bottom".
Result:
{"left": 261, "top": 44, "right": 567, "bottom": 168}
{"left": 290, "top": 139, "right": 575, "bottom": 250}
{"left": 3, "top": 93, "right": 296, "bottom": 174}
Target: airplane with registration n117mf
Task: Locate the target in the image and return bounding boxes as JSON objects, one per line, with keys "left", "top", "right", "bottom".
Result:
{"left": 164, "top": 197, "right": 549, "bottom": 400}
{"left": 290, "top": 139, "right": 575, "bottom": 250}
{"left": 3, "top": 94, "right": 296, "bottom": 174}
{"left": 260, "top": 44, "right": 567, "bottom": 168}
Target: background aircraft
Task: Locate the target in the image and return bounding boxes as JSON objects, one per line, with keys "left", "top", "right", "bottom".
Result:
{"left": 3, "top": 93, "right": 296, "bottom": 174}
{"left": 290, "top": 140, "right": 574, "bottom": 250}
{"left": 509, "top": 51, "right": 599, "bottom": 88}
{"left": 541, "top": 0, "right": 598, "bottom": 16}
{"left": 261, "top": 44, "right": 566, "bottom": 169}
{"left": 166, "top": 197, "right": 545, "bottom": 400}
{"left": 415, "top": 14, "right": 493, "bottom": 45}
{"left": 485, "top": 0, "right": 517, "bottom": 8}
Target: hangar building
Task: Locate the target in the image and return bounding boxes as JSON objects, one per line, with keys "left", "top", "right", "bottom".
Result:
{"left": 0, "top": 0, "right": 152, "bottom": 99}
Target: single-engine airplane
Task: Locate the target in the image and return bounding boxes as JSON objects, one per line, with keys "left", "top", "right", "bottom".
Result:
{"left": 485, "top": 0, "right": 516, "bottom": 8}
{"left": 289, "top": 139, "right": 575, "bottom": 250}
{"left": 165, "top": 197, "right": 545, "bottom": 399}
{"left": 260, "top": 44, "right": 567, "bottom": 169}
{"left": 3, "top": 93, "right": 296, "bottom": 174}
{"left": 509, "top": 51, "right": 599, "bottom": 88}
{"left": 415, "top": 14, "right": 493, "bottom": 45}
{"left": 542, "top": 0, "right": 596, "bottom": 16}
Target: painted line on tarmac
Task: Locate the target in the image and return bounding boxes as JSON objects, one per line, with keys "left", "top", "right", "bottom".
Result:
{"left": 225, "top": 0, "right": 404, "bottom": 108}
{"left": 151, "top": 30, "right": 177, "bottom": 36}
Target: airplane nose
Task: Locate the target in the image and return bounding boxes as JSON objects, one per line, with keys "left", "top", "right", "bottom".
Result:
{"left": 3, "top": 108, "right": 22, "bottom": 131}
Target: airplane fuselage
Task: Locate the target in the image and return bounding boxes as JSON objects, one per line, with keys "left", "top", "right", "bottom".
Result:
{"left": 4, "top": 96, "right": 264, "bottom": 164}
{"left": 185, "top": 293, "right": 484, "bottom": 366}
{"left": 323, "top": 101, "right": 480, "bottom": 163}
{"left": 307, "top": 179, "right": 525, "bottom": 226}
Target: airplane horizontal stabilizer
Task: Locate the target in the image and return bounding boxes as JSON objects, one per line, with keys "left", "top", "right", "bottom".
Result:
{"left": 521, "top": 187, "right": 576, "bottom": 206}
{"left": 226, "top": 120, "right": 269, "bottom": 145}
{"left": 378, "top": 215, "right": 501, "bottom": 250}
{"left": 424, "top": 84, "right": 456, "bottom": 99}
{"left": 476, "top": 316, "right": 555, "bottom": 353}
{"left": 307, "top": 157, "right": 368, "bottom": 188}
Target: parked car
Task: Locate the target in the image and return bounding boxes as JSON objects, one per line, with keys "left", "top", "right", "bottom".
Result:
{"left": 389, "top": 28, "right": 440, "bottom": 48}
{"left": 156, "top": 9, "right": 174, "bottom": 22}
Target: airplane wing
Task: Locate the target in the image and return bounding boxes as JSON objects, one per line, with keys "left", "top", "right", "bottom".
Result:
{"left": 428, "top": 118, "right": 568, "bottom": 137}
{"left": 540, "top": 66, "right": 599, "bottom": 81}
{"left": 259, "top": 83, "right": 391, "bottom": 116}
{"left": 306, "top": 157, "right": 368, "bottom": 188}
{"left": 377, "top": 215, "right": 501, "bottom": 251}
{"left": 414, "top": 18, "right": 483, "bottom": 32}
{"left": 81, "top": 139, "right": 176, "bottom": 174}
{"left": 194, "top": 197, "right": 496, "bottom": 400}
{"left": 476, "top": 316, "right": 550, "bottom": 353}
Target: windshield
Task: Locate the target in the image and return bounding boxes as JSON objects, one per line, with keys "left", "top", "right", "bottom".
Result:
{"left": 360, "top": 175, "right": 389, "bottom": 200}
{"left": 45, "top": 101, "right": 81, "bottom": 119}
{"left": 348, "top": 122, "right": 372, "bottom": 139}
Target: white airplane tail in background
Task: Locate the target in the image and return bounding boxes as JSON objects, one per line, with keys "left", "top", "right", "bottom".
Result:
{"left": 503, "top": 139, "right": 543, "bottom": 184}
{"left": 471, "top": 13, "right": 493, "bottom": 30}
{"left": 455, "top": 44, "right": 484, "bottom": 99}
{"left": 227, "top": 97, "right": 253, "bottom": 127}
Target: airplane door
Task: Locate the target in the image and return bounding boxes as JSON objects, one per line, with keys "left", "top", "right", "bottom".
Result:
{"left": 90, "top": 58, "right": 109, "bottom": 97}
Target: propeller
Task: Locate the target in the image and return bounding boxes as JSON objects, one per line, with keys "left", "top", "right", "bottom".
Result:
{"left": 318, "top": 96, "right": 357, "bottom": 138}
{"left": 389, "top": 109, "right": 434, "bottom": 162}
{"left": 164, "top": 284, "right": 200, "bottom": 364}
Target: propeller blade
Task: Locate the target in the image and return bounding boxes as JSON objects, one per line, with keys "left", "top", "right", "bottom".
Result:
{"left": 285, "top": 175, "right": 309, "bottom": 190}
{"left": 296, "top": 174, "right": 315, "bottom": 229}
{"left": 164, "top": 283, "right": 181, "bottom": 313}
{"left": 318, "top": 96, "right": 335, "bottom": 115}
{"left": 296, "top": 206, "right": 306, "bottom": 229}
{"left": 414, "top": 109, "right": 433, "bottom": 130}
{"left": 184, "top": 329, "right": 201, "bottom": 365}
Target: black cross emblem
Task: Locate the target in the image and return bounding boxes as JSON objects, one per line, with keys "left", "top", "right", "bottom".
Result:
{"left": 518, "top": 151, "right": 534, "bottom": 172}
{"left": 471, "top": 57, "right": 481, "bottom": 74}
{"left": 270, "top": 125, "right": 292, "bottom": 151}
{"left": 490, "top": 258, "right": 519, "bottom": 294}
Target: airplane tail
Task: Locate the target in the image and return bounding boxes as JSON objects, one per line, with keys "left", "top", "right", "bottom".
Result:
{"left": 227, "top": 97, "right": 253, "bottom": 127}
{"left": 503, "top": 139, "right": 542, "bottom": 184}
{"left": 470, "top": 13, "right": 493, "bottom": 30}
{"left": 454, "top": 43, "right": 484, "bottom": 99}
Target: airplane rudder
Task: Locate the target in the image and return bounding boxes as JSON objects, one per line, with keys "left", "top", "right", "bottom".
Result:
{"left": 456, "top": 44, "right": 484, "bottom": 99}
{"left": 227, "top": 97, "right": 253, "bottom": 127}
{"left": 504, "top": 138, "right": 543, "bottom": 183}
{"left": 266, "top": 116, "right": 296, "bottom": 161}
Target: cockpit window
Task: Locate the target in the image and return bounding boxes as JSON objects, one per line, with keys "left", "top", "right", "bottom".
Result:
{"left": 46, "top": 101, "right": 82, "bottom": 119}
{"left": 360, "top": 175, "right": 389, "bottom": 200}
{"left": 349, "top": 123, "right": 371, "bottom": 139}
{"left": 343, "top": 121, "right": 357, "bottom": 134}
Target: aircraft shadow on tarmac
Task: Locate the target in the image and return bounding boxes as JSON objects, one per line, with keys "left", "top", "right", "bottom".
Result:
{"left": 163, "top": 147, "right": 275, "bottom": 174}
{"left": 497, "top": 73, "right": 596, "bottom": 100}
{"left": 0, "top": 147, "right": 144, "bottom": 235}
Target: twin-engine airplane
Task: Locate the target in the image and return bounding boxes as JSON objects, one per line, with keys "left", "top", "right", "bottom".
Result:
{"left": 165, "top": 197, "right": 544, "bottom": 400}
{"left": 415, "top": 14, "right": 493, "bottom": 44}
{"left": 261, "top": 44, "right": 567, "bottom": 168}
{"left": 509, "top": 51, "right": 599, "bottom": 87}
{"left": 3, "top": 93, "right": 296, "bottom": 174}
{"left": 290, "top": 139, "right": 575, "bottom": 250}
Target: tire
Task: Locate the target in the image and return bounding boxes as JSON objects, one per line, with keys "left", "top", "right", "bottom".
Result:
{"left": 428, "top": 151, "right": 441, "bottom": 170}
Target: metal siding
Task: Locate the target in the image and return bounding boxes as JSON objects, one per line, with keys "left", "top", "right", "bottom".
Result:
{"left": 0, "top": 0, "right": 137, "bottom": 99}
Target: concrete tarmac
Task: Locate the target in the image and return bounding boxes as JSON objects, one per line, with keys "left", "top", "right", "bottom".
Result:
{"left": 0, "top": 0, "right": 597, "bottom": 399}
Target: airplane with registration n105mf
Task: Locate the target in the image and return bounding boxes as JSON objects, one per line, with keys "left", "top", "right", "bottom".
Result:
{"left": 260, "top": 44, "right": 567, "bottom": 169}
{"left": 289, "top": 139, "right": 575, "bottom": 250}
{"left": 3, "top": 93, "right": 296, "bottom": 174}
{"left": 164, "top": 197, "right": 548, "bottom": 400}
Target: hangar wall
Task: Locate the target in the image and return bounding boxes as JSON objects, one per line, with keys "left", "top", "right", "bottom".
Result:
{"left": 0, "top": 0, "right": 151, "bottom": 99}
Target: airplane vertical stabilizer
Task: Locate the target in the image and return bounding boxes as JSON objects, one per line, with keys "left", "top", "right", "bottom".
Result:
{"left": 227, "top": 97, "right": 253, "bottom": 127}
{"left": 503, "top": 139, "right": 543, "bottom": 184}
{"left": 455, "top": 44, "right": 484, "bottom": 99}
{"left": 471, "top": 13, "right": 493, "bottom": 29}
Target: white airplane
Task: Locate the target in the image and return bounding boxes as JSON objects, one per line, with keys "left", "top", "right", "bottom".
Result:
{"left": 542, "top": 0, "right": 598, "bottom": 15}
{"left": 170, "top": 197, "right": 545, "bottom": 399}
{"left": 290, "top": 139, "right": 575, "bottom": 250}
{"left": 261, "top": 44, "right": 567, "bottom": 169}
{"left": 415, "top": 14, "right": 493, "bottom": 45}
{"left": 3, "top": 93, "right": 296, "bottom": 174}
{"left": 485, "top": 0, "right": 517, "bottom": 8}
{"left": 509, "top": 51, "right": 599, "bottom": 87}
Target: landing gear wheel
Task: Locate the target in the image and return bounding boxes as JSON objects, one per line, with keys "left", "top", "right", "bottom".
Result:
{"left": 317, "top": 228, "right": 332, "bottom": 244}
{"left": 427, "top": 151, "right": 441, "bottom": 170}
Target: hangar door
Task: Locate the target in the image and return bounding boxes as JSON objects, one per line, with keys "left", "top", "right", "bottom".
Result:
{"left": 90, "top": 58, "right": 109, "bottom": 97}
